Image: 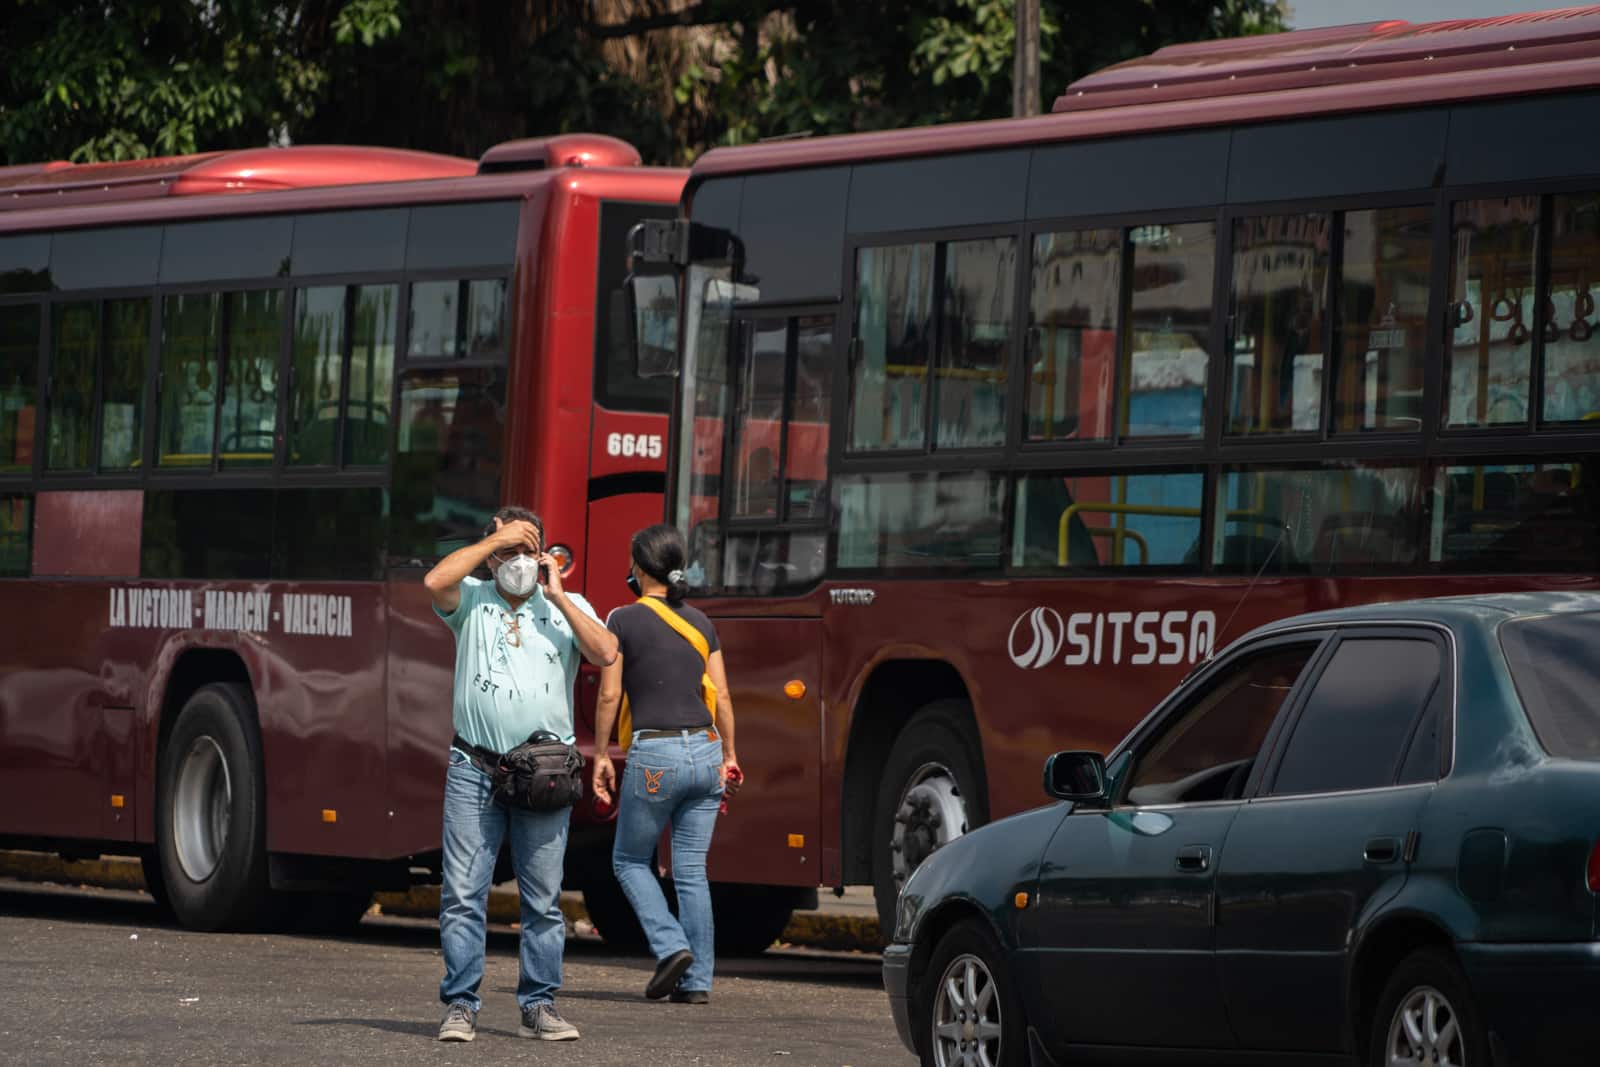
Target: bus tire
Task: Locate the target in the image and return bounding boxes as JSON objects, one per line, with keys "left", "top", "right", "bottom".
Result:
{"left": 274, "top": 890, "right": 372, "bottom": 935}
{"left": 871, "top": 700, "right": 986, "bottom": 937}
{"left": 581, "top": 875, "right": 651, "bottom": 953}
{"left": 140, "top": 848, "right": 172, "bottom": 917}
{"left": 710, "top": 883, "right": 797, "bottom": 956}
{"left": 155, "top": 682, "right": 271, "bottom": 932}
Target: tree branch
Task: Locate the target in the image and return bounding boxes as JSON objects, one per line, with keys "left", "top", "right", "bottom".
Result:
{"left": 585, "top": 3, "right": 727, "bottom": 39}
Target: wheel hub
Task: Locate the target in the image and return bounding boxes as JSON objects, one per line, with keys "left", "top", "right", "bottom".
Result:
{"left": 1386, "top": 985, "right": 1463, "bottom": 1067}
{"left": 931, "top": 952, "right": 1002, "bottom": 1067}
{"left": 172, "top": 736, "right": 232, "bottom": 883}
{"left": 890, "top": 763, "right": 968, "bottom": 888}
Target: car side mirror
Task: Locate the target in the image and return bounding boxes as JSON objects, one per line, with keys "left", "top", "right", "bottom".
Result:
{"left": 1043, "top": 750, "right": 1109, "bottom": 803}
{"left": 623, "top": 272, "right": 679, "bottom": 379}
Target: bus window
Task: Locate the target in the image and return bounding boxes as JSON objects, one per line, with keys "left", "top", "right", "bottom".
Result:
{"left": 1446, "top": 198, "right": 1538, "bottom": 428}
{"left": 1335, "top": 205, "right": 1431, "bottom": 433}
{"left": 850, "top": 243, "right": 935, "bottom": 451}
{"left": 0, "top": 304, "right": 40, "bottom": 472}
{"left": 0, "top": 494, "right": 30, "bottom": 576}
{"left": 389, "top": 366, "right": 506, "bottom": 561}
{"left": 835, "top": 470, "right": 1005, "bottom": 572}
{"left": 1028, "top": 228, "right": 1119, "bottom": 443}
{"left": 1214, "top": 463, "right": 1423, "bottom": 572}
{"left": 98, "top": 299, "right": 151, "bottom": 471}
{"left": 347, "top": 284, "right": 397, "bottom": 466}
{"left": 407, "top": 278, "right": 506, "bottom": 359}
{"left": 1228, "top": 213, "right": 1329, "bottom": 435}
{"left": 219, "top": 291, "right": 280, "bottom": 468}
{"left": 1012, "top": 471, "right": 1203, "bottom": 570}
{"left": 1543, "top": 194, "right": 1600, "bottom": 425}
{"left": 731, "top": 322, "right": 786, "bottom": 519}
{"left": 594, "top": 202, "right": 676, "bottom": 414}
{"left": 1431, "top": 459, "right": 1600, "bottom": 569}
{"left": 48, "top": 301, "right": 99, "bottom": 471}
{"left": 785, "top": 317, "right": 833, "bottom": 520}
{"left": 1122, "top": 222, "right": 1214, "bottom": 439}
{"left": 936, "top": 237, "right": 1015, "bottom": 449}
{"left": 289, "top": 286, "right": 346, "bottom": 467}
{"left": 723, "top": 529, "right": 827, "bottom": 594}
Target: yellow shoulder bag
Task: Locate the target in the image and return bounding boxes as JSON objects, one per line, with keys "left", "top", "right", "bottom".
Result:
{"left": 617, "top": 597, "right": 718, "bottom": 750}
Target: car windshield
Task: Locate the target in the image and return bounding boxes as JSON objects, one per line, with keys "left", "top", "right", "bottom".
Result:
{"left": 1501, "top": 610, "right": 1600, "bottom": 760}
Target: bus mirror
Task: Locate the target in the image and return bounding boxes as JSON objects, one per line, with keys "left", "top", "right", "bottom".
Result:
{"left": 625, "top": 272, "right": 679, "bottom": 379}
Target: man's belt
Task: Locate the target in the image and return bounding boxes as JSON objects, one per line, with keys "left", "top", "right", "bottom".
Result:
{"left": 452, "top": 733, "right": 502, "bottom": 775}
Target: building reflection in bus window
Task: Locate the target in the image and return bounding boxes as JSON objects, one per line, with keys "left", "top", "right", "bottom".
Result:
{"left": 835, "top": 470, "right": 1005, "bottom": 571}
{"left": 677, "top": 266, "right": 737, "bottom": 590}
{"left": 1446, "top": 197, "right": 1538, "bottom": 428}
{"left": 731, "top": 322, "right": 786, "bottom": 519}
{"left": 219, "top": 290, "right": 280, "bottom": 468}
{"left": 289, "top": 286, "right": 345, "bottom": 466}
{"left": 0, "top": 304, "right": 39, "bottom": 473}
{"left": 100, "top": 299, "right": 150, "bottom": 471}
{"left": 1213, "top": 463, "right": 1423, "bottom": 572}
{"left": 1228, "top": 213, "right": 1329, "bottom": 435}
{"left": 1543, "top": 194, "right": 1600, "bottom": 425}
{"left": 49, "top": 301, "right": 99, "bottom": 471}
{"left": 0, "top": 494, "right": 30, "bottom": 576}
{"left": 1335, "top": 205, "right": 1432, "bottom": 433}
{"left": 390, "top": 366, "right": 506, "bottom": 561}
{"left": 1432, "top": 459, "right": 1600, "bottom": 569}
{"left": 851, "top": 243, "right": 934, "bottom": 451}
{"left": 159, "top": 293, "right": 223, "bottom": 468}
{"left": 1011, "top": 471, "right": 1202, "bottom": 570}
{"left": 722, "top": 530, "right": 827, "bottom": 594}
{"left": 1028, "top": 228, "right": 1119, "bottom": 442}
{"left": 1122, "top": 221, "right": 1214, "bottom": 439}
{"left": 936, "top": 237, "right": 1014, "bottom": 449}
{"left": 785, "top": 317, "right": 833, "bottom": 520}
{"left": 407, "top": 279, "right": 506, "bottom": 359}
{"left": 347, "top": 284, "right": 397, "bottom": 466}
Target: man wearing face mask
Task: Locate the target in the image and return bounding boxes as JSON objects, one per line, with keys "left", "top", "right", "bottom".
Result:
{"left": 423, "top": 506, "right": 618, "bottom": 1044}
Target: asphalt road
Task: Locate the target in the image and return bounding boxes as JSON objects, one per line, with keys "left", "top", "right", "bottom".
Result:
{"left": 0, "top": 880, "right": 913, "bottom": 1067}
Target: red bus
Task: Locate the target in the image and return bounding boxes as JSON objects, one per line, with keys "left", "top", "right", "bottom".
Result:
{"left": 629, "top": 8, "right": 1600, "bottom": 935}
{"left": 0, "top": 135, "right": 685, "bottom": 931}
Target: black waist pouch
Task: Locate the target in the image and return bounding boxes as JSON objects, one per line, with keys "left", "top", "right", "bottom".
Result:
{"left": 492, "top": 730, "right": 585, "bottom": 812}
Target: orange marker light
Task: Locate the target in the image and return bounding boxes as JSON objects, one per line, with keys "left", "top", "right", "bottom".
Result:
{"left": 321, "top": 809, "right": 338, "bottom": 824}
{"left": 1015, "top": 892, "right": 1029, "bottom": 909}
{"left": 788, "top": 834, "right": 805, "bottom": 849}
{"left": 110, "top": 794, "right": 125, "bottom": 809}
{"left": 783, "top": 680, "right": 806, "bottom": 700}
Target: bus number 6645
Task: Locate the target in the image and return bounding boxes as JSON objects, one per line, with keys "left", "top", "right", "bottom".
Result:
{"left": 605, "top": 433, "right": 663, "bottom": 458}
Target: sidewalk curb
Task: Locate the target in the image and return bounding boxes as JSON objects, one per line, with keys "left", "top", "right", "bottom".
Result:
{"left": 0, "top": 851, "right": 884, "bottom": 952}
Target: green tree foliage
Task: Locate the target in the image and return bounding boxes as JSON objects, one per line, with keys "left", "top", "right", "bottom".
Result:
{"left": 0, "top": 0, "right": 1285, "bottom": 167}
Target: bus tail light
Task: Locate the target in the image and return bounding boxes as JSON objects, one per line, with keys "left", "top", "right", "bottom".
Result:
{"left": 1587, "top": 839, "right": 1600, "bottom": 893}
{"left": 549, "top": 544, "right": 574, "bottom": 576}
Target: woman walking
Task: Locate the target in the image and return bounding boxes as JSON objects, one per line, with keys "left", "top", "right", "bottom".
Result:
{"left": 591, "top": 524, "right": 741, "bottom": 1003}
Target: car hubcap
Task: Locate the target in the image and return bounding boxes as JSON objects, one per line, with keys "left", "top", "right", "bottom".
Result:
{"left": 891, "top": 762, "right": 968, "bottom": 889}
{"left": 931, "top": 953, "right": 1002, "bottom": 1067}
{"left": 1386, "top": 985, "right": 1464, "bottom": 1067}
{"left": 173, "top": 736, "right": 232, "bottom": 883}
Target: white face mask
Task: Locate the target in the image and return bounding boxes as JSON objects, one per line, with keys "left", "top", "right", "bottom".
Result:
{"left": 496, "top": 554, "right": 539, "bottom": 597}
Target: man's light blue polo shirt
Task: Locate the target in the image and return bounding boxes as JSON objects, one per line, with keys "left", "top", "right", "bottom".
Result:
{"left": 435, "top": 576, "right": 598, "bottom": 753}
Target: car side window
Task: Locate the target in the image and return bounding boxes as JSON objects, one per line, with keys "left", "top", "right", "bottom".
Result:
{"left": 1396, "top": 682, "right": 1447, "bottom": 785}
{"left": 1269, "top": 636, "right": 1442, "bottom": 796}
{"left": 1125, "top": 643, "right": 1318, "bottom": 806}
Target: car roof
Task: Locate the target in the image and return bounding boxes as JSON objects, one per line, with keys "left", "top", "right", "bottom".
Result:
{"left": 1234, "top": 591, "right": 1600, "bottom": 646}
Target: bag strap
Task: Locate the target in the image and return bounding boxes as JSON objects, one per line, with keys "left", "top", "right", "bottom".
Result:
{"left": 618, "top": 596, "right": 712, "bottom": 751}
{"left": 634, "top": 595, "right": 710, "bottom": 664}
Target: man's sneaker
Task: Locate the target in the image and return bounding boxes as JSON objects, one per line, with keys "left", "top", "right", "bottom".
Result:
{"left": 645, "top": 948, "right": 695, "bottom": 1000}
{"left": 438, "top": 1003, "right": 477, "bottom": 1042}
{"left": 519, "top": 1002, "right": 579, "bottom": 1041}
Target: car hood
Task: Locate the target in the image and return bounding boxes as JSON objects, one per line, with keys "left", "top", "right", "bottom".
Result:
{"left": 893, "top": 802, "right": 1070, "bottom": 945}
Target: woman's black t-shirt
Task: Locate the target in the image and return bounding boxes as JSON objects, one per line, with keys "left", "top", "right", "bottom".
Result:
{"left": 606, "top": 598, "right": 720, "bottom": 732}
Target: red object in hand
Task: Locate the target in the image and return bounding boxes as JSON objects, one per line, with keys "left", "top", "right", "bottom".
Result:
{"left": 719, "top": 766, "right": 744, "bottom": 814}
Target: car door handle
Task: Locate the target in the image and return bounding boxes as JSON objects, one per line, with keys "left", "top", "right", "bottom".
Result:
{"left": 1176, "top": 845, "right": 1211, "bottom": 872}
{"left": 1364, "top": 836, "right": 1400, "bottom": 864}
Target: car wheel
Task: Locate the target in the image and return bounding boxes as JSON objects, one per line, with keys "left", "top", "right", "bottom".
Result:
{"left": 919, "top": 918, "right": 1024, "bottom": 1067}
{"left": 1369, "top": 948, "right": 1488, "bottom": 1067}
{"left": 872, "top": 700, "right": 986, "bottom": 935}
{"left": 156, "top": 683, "right": 271, "bottom": 931}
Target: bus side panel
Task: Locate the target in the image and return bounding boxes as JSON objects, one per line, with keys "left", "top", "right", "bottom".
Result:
{"left": 704, "top": 616, "right": 823, "bottom": 887}
{"left": 384, "top": 574, "right": 454, "bottom": 857}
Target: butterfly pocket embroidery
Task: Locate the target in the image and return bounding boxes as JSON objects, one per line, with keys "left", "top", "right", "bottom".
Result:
{"left": 643, "top": 768, "right": 665, "bottom": 795}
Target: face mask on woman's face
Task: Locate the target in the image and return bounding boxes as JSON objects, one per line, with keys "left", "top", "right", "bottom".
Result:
{"left": 625, "top": 571, "right": 642, "bottom": 597}
{"left": 497, "top": 554, "right": 539, "bottom": 597}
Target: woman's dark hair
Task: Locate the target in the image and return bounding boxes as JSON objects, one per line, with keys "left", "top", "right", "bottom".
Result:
{"left": 631, "top": 523, "right": 689, "bottom": 603}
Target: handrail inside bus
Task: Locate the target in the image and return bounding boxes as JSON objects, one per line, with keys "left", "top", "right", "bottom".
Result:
{"left": 1081, "top": 523, "right": 1149, "bottom": 566}
{"left": 1056, "top": 503, "right": 1287, "bottom": 566}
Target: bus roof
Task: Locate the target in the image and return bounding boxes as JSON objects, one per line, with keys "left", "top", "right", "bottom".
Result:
{"left": 0, "top": 133, "right": 646, "bottom": 216}
{"left": 690, "top": 4, "right": 1600, "bottom": 180}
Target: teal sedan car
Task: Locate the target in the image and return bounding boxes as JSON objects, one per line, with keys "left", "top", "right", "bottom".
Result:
{"left": 883, "top": 593, "right": 1600, "bottom": 1067}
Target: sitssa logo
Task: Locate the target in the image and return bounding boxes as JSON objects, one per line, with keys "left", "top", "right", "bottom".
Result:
{"left": 1007, "top": 607, "right": 1218, "bottom": 669}
{"left": 1008, "top": 607, "right": 1065, "bottom": 669}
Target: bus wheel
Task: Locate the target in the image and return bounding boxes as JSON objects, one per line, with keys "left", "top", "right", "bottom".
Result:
{"left": 275, "top": 890, "right": 373, "bottom": 935}
{"left": 139, "top": 848, "right": 172, "bottom": 917}
{"left": 871, "top": 700, "right": 985, "bottom": 936}
{"left": 710, "top": 884, "right": 799, "bottom": 956}
{"left": 581, "top": 876, "right": 650, "bottom": 952}
{"left": 156, "top": 682, "right": 271, "bottom": 931}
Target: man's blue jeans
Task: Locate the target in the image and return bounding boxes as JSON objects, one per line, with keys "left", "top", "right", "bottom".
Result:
{"left": 439, "top": 749, "right": 571, "bottom": 1013}
{"left": 611, "top": 731, "right": 724, "bottom": 993}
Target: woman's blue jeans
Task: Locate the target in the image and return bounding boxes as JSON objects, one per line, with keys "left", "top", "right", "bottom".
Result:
{"left": 611, "top": 731, "right": 724, "bottom": 993}
{"left": 439, "top": 749, "right": 571, "bottom": 1013}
